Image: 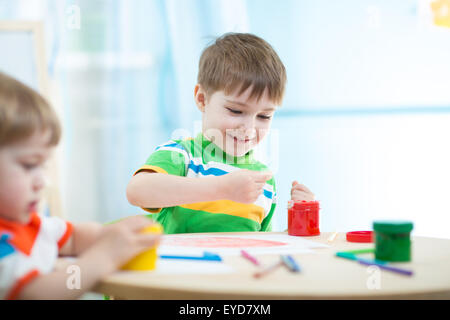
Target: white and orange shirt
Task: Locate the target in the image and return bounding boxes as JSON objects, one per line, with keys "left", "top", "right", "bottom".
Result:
{"left": 0, "top": 213, "right": 73, "bottom": 300}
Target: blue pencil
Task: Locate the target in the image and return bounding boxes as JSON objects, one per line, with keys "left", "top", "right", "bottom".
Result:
{"left": 159, "top": 251, "right": 222, "bottom": 262}
{"left": 281, "top": 255, "right": 301, "bottom": 272}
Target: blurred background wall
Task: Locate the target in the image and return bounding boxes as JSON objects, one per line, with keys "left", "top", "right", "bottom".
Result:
{"left": 1, "top": 0, "right": 449, "bottom": 238}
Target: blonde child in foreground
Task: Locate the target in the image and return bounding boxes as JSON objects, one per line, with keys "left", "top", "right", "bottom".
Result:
{"left": 0, "top": 72, "right": 160, "bottom": 300}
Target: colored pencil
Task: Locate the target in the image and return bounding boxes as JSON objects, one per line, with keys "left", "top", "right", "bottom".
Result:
{"left": 159, "top": 251, "right": 222, "bottom": 261}
{"left": 241, "top": 250, "right": 260, "bottom": 266}
{"left": 341, "top": 248, "right": 375, "bottom": 255}
{"left": 358, "top": 258, "right": 414, "bottom": 276}
{"left": 281, "top": 255, "right": 301, "bottom": 272}
{"left": 335, "top": 252, "right": 413, "bottom": 276}
{"left": 254, "top": 261, "right": 283, "bottom": 278}
{"left": 336, "top": 251, "right": 387, "bottom": 264}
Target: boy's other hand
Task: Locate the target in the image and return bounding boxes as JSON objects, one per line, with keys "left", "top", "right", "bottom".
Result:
{"left": 219, "top": 170, "right": 272, "bottom": 204}
{"left": 291, "top": 180, "right": 315, "bottom": 202}
{"left": 89, "top": 216, "right": 162, "bottom": 271}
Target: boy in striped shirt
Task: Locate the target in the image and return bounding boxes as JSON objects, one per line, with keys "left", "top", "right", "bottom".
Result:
{"left": 127, "top": 33, "right": 315, "bottom": 233}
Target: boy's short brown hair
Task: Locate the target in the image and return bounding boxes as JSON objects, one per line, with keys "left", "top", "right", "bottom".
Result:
{"left": 198, "top": 33, "right": 287, "bottom": 105}
{"left": 0, "top": 71, "right": 61, "bottom": 147}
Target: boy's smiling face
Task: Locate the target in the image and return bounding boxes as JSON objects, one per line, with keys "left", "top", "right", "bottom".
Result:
{"left": 195, "top": 84, "right": 277, "bottom": 157}
{"left": 0, "top": 130, "right": 52, "bottom": 224}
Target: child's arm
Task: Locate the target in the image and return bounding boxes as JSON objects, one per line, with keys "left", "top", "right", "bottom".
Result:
{"left": 18, "top": 216, "right": 160, "bottom": 300}
{"left": 126, "top": 170, "right": 273, "bottom": 209}
{"left": 59, "top": 222, "right": 103, "bottom": 256}
{"left": 18, "top": 247, "right": 116, "bottom": 299}
{"left": 59, "top": 222, "right": 102, "bottom": 257}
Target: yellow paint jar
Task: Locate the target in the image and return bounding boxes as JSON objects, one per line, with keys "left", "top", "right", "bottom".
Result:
{"left": 121, "top": 223, "right": 163, "bottom": 271}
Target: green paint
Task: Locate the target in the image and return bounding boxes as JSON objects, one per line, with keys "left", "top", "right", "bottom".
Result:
{"left": 373, "top": 221, "right": 413, "bottom": 262}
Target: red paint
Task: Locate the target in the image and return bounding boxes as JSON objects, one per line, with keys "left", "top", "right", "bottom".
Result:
{"left": 288, "top": 200, "right": 320, "bottom": 236}
{"left": 346, "top": 231, "right": 373, "bottom": 243}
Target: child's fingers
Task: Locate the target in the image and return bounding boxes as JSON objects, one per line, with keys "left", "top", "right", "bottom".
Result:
{"left": 137, "top": 234, "right": 162, "bottom": 248}
{"left": 255, "top": 181, "right": 267, "bottom": 189}
{"left": 292, "top": 183, "right": 313, "bottom": 194}
{"left": 291, "top": 187, "right": 315, "bottom": 198}
{"left": 121, "top": 215, "right": 154, "bottom": 231}
{"left": 291, "top": 190, "right": 315, "bottom": 201}
{"left": 254, "top": 171, "right": 272, "bottom": 182}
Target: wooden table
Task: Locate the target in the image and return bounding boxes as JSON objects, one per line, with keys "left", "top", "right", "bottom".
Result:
{"left": 93, "top": 232, "right": 450, "bottom": 299}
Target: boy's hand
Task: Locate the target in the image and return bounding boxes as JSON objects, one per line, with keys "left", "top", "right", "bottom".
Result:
{"left": 219, "top": 170, "right": 272, "bottom": 204}
{"left": 291, "top": 181, "right": 315, "bottom": 202}
{"left": 89, "top": 216, "right": 161, "bottom": 271}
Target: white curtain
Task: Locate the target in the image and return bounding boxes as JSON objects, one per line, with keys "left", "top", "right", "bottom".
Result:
{"left": 0, "top": 0, "right": 252, "bottom": 225}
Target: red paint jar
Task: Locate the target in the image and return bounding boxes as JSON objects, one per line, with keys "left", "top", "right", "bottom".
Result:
{"left": 288, "top": 200, "right": 320, "bottom": 236}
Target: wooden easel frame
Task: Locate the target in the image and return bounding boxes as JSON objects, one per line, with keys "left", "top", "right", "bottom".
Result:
{"left": 0, "top": 21, "right": 63, "bottom": 218}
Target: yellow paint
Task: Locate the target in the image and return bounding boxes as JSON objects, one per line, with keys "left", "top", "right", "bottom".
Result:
{"left": 121, "top": 223, "right": 163, "bottom": 271}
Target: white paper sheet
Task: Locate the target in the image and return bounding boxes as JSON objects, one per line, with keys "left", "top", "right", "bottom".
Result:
{"left": 116, "top": 235, "right": 328, "bottom": 275}
{"left": 158, "top": 234, "right": 328, "bottom": 256}
{"left": 155, "top": 259, "right": 234, "bottom": 274}
{"left": 119, "top": 259, "right": 234, "bottom": 275}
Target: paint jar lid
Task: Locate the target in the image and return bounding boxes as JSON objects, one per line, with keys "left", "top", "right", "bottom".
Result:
{"left": 346, "top": 231, "right": 373, "bottom": 243}
{"left": 289, "top": 200, "right": 320, "bottom": 210}
{"left": 373, "top": 221, "right": 413, "bottom": 234}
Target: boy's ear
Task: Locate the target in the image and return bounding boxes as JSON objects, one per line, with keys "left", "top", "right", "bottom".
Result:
{"left": 194, "top": 84, "right": 206, "bottom": 112}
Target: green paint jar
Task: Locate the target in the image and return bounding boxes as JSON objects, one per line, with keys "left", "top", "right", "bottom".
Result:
{"left": 373, "top": 221, "right": 413, "bottom": 262}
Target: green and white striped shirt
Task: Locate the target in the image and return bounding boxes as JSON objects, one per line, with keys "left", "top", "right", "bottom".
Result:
{"left": 135, "top": 133, "right": 276, "bottom": 234}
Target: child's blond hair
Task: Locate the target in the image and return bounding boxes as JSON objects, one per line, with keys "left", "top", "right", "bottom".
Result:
{"left": 0, "top": 71, "right": 61, "bottom": 147}
{"left": 198, "top": 33, "right": 287, "bottom": 105}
